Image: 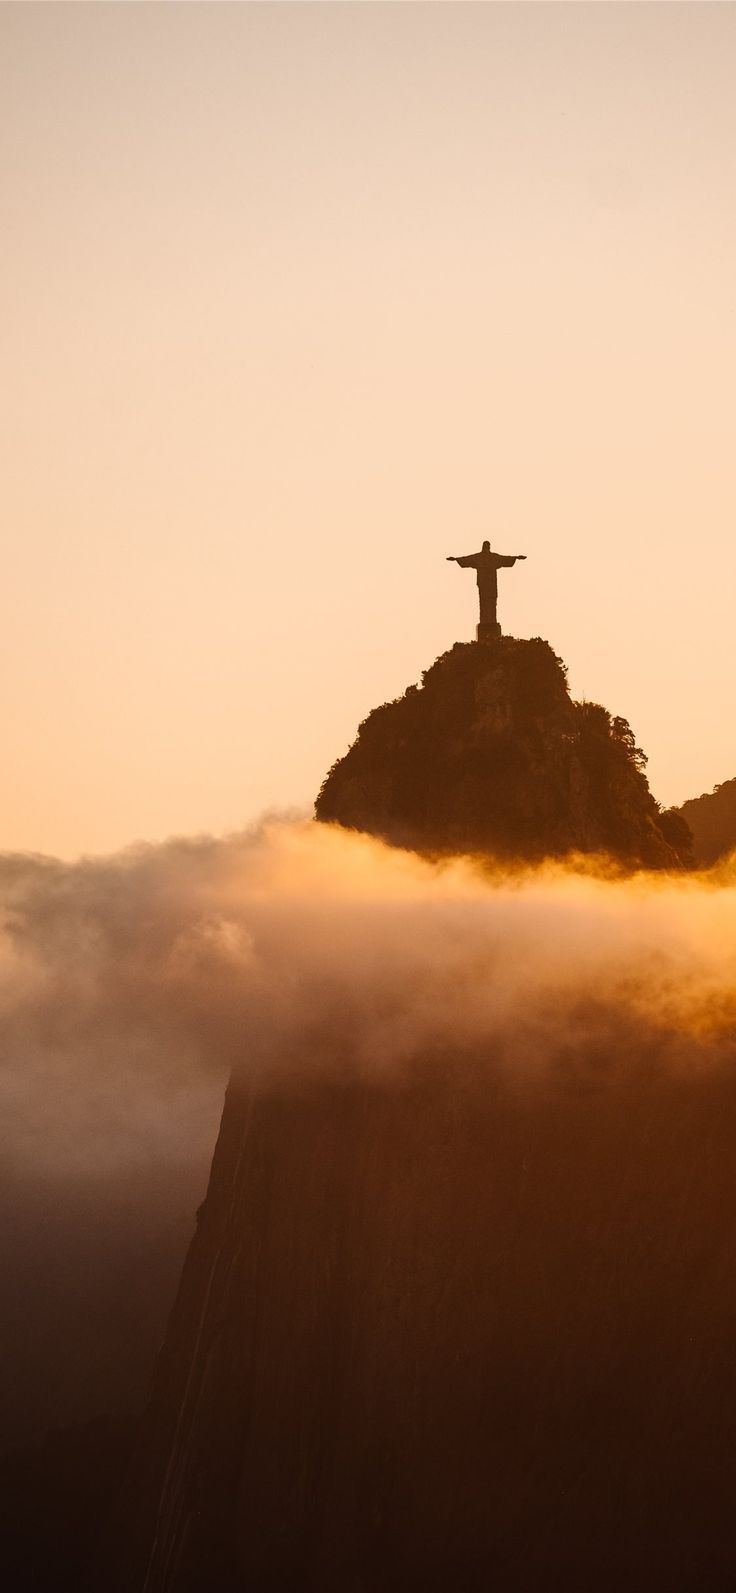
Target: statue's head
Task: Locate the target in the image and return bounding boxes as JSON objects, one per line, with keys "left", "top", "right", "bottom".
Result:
{"left": 481, "top": 539, "right": 491, "bottom": 553}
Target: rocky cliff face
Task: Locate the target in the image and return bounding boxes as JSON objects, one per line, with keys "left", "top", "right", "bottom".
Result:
{"left": 316, "top": 639, "right": 691, "bottom": 868}
{"left": 116, "top": 1060, "right": 736, "bottom": 1593}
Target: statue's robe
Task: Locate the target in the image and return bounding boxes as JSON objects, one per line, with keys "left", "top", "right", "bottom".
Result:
{"left": 456, "top": 550, "right": 518, "bottom": 626}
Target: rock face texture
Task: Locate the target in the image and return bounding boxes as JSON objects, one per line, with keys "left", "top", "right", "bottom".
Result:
{"left": 116, "top": 1063, "right": 736, "bottom": 1593}
{"left": 316, "top": 639, "right": 691, "bottom": 868}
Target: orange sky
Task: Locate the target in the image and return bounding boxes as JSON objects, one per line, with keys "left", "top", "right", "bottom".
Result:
{"left": 2, "top": 2, "right": 735, "bottom": 858}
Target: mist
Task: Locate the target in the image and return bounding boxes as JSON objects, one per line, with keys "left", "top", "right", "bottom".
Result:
{"left": 3, "top": 819, "right": 736, "bottom": 1445}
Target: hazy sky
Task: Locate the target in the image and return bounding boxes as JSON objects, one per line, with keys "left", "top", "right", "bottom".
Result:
{"left": 3, "top": 2, "right": 735, "bottom": 857}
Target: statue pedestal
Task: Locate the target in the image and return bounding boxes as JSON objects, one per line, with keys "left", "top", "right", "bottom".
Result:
{"left": 476, "top": 622, "right": 501, "bottom": 644}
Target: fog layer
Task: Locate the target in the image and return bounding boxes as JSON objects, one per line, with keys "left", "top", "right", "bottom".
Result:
{"left": 2, "top": 820, "right": 736, "bottom": 1442}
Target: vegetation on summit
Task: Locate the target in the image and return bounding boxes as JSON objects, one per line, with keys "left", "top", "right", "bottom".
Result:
{"left": 316, "top": 638, "right": 692, "bottom": 870}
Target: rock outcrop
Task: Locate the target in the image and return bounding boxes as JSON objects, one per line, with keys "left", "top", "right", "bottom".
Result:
{"left": 316, "top": 639, "right": 691, "bottom": 868}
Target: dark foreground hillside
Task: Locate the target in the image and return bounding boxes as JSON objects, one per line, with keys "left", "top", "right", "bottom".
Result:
{"left": 114, "top": 1054, "right": 736, "bottom": 1593}
{"left": 316, "top": 639, "right": 691, "bottom": 868}
{"left": 679, "top": 777, "right": 736, "bottom": 865}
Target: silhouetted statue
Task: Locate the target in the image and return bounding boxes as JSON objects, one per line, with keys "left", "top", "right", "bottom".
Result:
{"left": 447, "top": 540, "right": 526, "bottom": 640}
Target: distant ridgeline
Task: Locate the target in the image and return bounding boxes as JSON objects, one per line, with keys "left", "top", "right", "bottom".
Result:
{"left": 316, "top": 637, "right": 692, "bottom": 870}
{"left": 678, "top": 778, "right": 736, "bottom": 866}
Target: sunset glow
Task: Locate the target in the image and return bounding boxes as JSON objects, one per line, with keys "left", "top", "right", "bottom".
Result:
{"left": 3, "top": 2, "right": 735, "bottom": 855}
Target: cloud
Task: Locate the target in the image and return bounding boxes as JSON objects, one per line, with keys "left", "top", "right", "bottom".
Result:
{"left": 2, "top": 820, "right": 736, "bottom": 1180}
{"left": 3, "top": 818, "right": 736, "bottom": 1445}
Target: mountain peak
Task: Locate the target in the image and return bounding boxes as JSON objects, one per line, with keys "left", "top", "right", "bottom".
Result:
{"left": 316, "top": 637, "right": 691, "bottom": 870}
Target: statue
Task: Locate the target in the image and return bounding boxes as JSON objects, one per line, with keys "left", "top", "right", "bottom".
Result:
{"left": 447, "top": 540, "right": 526, "bottom": 641}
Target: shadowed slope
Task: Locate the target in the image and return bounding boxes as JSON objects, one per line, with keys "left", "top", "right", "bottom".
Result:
{"left": 113, "top": 1057, "right": 736, "bottom": 1593}
{"left": 679, "top": 777, "right": 736, "bottom": 865}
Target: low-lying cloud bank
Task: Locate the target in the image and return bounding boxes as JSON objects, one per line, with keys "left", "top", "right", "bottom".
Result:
{"left": 3, "top": 818, "right": 736, "bottom": 1444}
{"left": 3, "top": 819, "right": 736, "bottom": 1179}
